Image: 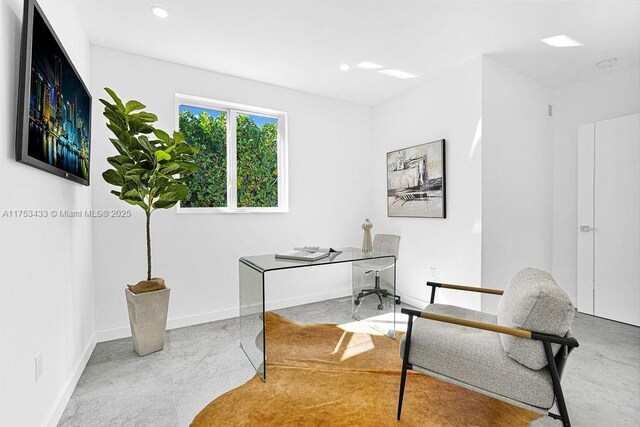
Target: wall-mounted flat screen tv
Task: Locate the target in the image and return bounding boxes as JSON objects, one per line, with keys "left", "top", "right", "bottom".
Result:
{"left": 16, "top": 0, "right": 91, "bottom": 185}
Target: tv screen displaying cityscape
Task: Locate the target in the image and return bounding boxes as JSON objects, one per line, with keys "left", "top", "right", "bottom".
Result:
{"left": 16, "top": 0, "right": 91, "bottom": 185}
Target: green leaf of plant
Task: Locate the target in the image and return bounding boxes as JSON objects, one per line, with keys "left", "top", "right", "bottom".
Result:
{"left": 159, "top": 184, "right": 188, "bottom": 202}
{"left": 124, "top": 199, "right": 149, "bottom": 210}
{"left": 125, "top": 100, "right": 146, "bottom": 114}
{"left": 131, "top": 112, "right": 158, "bottom": 123}
{"left": 153, "top": 129, "right": 171, "bottom": 143}
{"left": 153, "top": 200, "right": 178, "bottom": 210}
{"left": 102, "top": 169, "right": 124, "bottom": 186}
{"left": 124, "top": 167, "right": 147, "bottom": 177}
{"left": 137, "top": 135, "right": 156, "bottom": 154}
{"left": 99, "top": 99, "right": 119, "bottom": 114}
{"left": 107, "top": 155, "right": 133, "bottom": 169}
{"left": 139, "top": 124, "right": 155, "bottom": 134}
{"left": 173, "top": 131, "right": 185, "bottom": 144}
{"left": 104, "top": 87, "right": 125, "bottom": 111}
{"left": 160, "top": 163, "right": 181, "bottom": 174}
{"left": 177, "top": 161, "right": 198, "bottom": 173}
{"left": 122, "top": 189, "right": 143, "bottom": 200}
{"left": 155, "top": 150, "right": 171, "bottom": 161}
{"left": 124, "top": 174, "right": 142, "bottom": 187}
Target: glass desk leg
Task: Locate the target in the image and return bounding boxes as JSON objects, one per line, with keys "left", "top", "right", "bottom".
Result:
{"left": 239, "top": 261, "right": 266, "bottom": 381}
{"left": 351, "top": 258, "right": 396, "bottom": 338}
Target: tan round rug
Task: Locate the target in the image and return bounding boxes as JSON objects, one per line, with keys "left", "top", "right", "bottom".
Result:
{"left": 192, "top": 312, "right": 539, "bottom": 426}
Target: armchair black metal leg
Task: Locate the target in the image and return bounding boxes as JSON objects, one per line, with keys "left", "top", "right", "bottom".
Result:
{"left": 543, "top": 342, "right": 571, "bottom": 427}
{"left": 397, "top": 314, "right": 415, "bottom": 420}
{"left": 397, "top": 364, "right": 409, "bottom": 420}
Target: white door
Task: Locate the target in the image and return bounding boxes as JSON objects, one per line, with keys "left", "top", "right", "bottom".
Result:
{"left": 577, "top": 113, "right": 640, "bottom": 326}
{"left": 577, "top": 123, "right": 595, "bottom": 315}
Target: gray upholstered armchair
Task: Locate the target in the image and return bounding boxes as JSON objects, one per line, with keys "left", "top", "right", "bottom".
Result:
{"left": 398, "top": 268, "right": 579, "bottom": 426}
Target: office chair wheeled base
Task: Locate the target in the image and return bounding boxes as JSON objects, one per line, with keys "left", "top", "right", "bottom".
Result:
{"left": 354, "top": 272, "right": 401, "bottom": 310}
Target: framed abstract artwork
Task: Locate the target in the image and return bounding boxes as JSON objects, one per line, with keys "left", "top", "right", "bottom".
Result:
{"left": 386, "top": 139, "right": 446, "bottom": 218}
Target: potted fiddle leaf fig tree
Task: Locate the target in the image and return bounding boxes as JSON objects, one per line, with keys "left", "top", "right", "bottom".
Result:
{"left": 100, "top": 88, "right": 199, "bottom": 356}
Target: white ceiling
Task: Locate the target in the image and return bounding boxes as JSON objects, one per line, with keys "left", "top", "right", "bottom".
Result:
{"left": 72, "top": 0, "right": 640, "bottom": 105}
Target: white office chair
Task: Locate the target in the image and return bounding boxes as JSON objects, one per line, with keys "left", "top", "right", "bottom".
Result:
{"left": 354, "top": 234, "right": 401, "bottom": 309}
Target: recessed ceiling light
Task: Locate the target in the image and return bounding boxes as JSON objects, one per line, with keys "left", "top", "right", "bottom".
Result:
{"left": 357, "top": 61, "right": 384, "bottom": 70}
{"left": 151, "top": 6, "right": 169, "bottom": 18}
{"left": 378, "top": 69, "right": 418, "bottom": 79}
{"left": 540, "top": 34, "right": 583, "bottom": 48}
{"left": 339, "top": 64, "right": 350, "bottom": 71}
{"left": 596, "top": 58, "right": 618, "bottom": 69}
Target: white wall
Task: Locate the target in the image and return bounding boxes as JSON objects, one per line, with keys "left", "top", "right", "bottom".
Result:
{"left": 90, "top": 46, "right": 372, "bottom": 338}
{"left": 371, "top": 58, "right": 483, "bottom": 310}
{"left": 0, "top": 0, "right": 94, "bottom": 426}
{"left": 552, "top": 65, "right": 640, "bottom": 303}
{"left": 481, "top": 58, "right": 553, "bottom": 313}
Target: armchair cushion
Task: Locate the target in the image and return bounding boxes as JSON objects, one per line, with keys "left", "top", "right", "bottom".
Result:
{"left": 399, "top": 304, "right": 555, "bottom": 408}
{"left": 497, "top": 268, "right": 575, "bottom": 370}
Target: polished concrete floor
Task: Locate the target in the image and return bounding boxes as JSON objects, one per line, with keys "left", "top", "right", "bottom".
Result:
{"left": 59, "top": 297, "right": 639, "bottom": 426}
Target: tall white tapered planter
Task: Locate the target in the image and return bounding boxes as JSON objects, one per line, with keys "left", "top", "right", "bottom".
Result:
{"left": 125, "top": 288, "right": 170, "bottom": 356}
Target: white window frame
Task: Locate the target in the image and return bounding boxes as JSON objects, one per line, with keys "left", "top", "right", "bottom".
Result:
{"left": 175, "top": 93, "right": 289, "bottom": 214}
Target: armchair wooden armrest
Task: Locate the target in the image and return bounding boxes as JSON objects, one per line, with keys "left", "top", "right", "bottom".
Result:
{"left": 426, "top": 281, "right": 503, "bottom": 304}
{"left": 401, "top": 308, "right": 579, "bottom": 347}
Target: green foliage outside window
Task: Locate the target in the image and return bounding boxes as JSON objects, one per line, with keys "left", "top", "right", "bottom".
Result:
{"left": 236, "top": 114, "right": 278, "bottom": 207}
{"left": 178, "top": 107, "right": 279, "bottom": 209}
{"left": 178, "top": 109, "right": 227, "bottom": 208}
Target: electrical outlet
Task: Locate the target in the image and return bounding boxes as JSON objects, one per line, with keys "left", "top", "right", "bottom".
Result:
{"left": 430, "top": 267, "right": 437, "bottom": 279}
{"left": 35, "top": 352, "right": 43, "bottom": 382}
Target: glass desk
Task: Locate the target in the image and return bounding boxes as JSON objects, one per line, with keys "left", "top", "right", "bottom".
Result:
{"left": 239, "top": 247, "right": 396, "bottom": 381}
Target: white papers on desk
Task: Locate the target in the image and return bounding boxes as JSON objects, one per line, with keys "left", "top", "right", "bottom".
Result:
{"left": 275, "top": 250, "right": 330, "bottom": 261}
{"left": 275, "top": 246, "right": 340, "bottom": 262}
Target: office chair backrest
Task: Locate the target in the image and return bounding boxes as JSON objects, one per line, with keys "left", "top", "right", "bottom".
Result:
{"left": 373, "top": 234, "right": 400, "bottom": 259}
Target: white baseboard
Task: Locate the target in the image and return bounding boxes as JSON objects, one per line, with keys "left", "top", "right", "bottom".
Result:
{"left": 95, "top": 325, "right": 130, "bottom": 342}
{"left": 45, "top": 334, "right": 97, "bottom": 427}
{"left": 167, "top": 306, "right": 240, "bottom": 330}
{"left": 95, "top": 306, "right": 240, "bottom": 342}
{"left": 95, "top": 287, "right": 353, "bottom": 343}
{"left": 399, "top": 293, "right": 429, "bottom": 310}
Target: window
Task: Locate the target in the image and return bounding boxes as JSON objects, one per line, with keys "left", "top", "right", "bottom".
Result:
{"left": 176, "top": 94, "right": 288, "bottom": 213}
